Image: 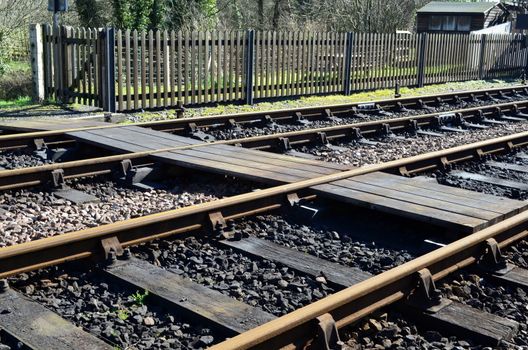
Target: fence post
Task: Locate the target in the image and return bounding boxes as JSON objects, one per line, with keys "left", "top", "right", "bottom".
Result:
{"left": 343, "top": 32, "right": 354, "bottom": 95}
{"left": 417, "top": 33, "right": 427, "bottom": 88}
{"left": 478, "top": 34, "right": 487, "bottom": 80}
{"left": 245, "top": 30, "right": 255, "bottom": 105}
{"left": 61, "top": 26, "right": 71, "bottom": 103}
{"left": 52, "top": 24, "right": 62, "bottom": 102}
{"left": 524, "top": 34, "right": 528, "bottom": 82}
{"left": 29, "top": 24, "right": 45, "bottom": 103}
{"left": 102, "top": 27, "right": 116, "bottom": 113}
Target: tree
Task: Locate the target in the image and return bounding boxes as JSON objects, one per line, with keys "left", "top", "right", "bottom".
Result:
{"left": 149, "top": 0, "right": 166, "bottom": 29}
{"left": 165, "top": 0, "right": 218, "bottom": 31}
{"left": 76, "top": 0, "right": 107, "bottom": 27}
{"left": 111, "top": 0, "right": 154, "bottom": 30}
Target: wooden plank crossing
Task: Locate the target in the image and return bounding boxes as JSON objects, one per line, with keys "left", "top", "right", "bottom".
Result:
{"left": 0, "top": 119, "right": 109, "bottom": 133}
{"left": 62, "top": 125, "right": 528, "bottom": 234}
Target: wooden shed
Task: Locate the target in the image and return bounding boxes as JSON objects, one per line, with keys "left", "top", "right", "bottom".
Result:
{"left": 416, "top": 1, "right": 509, "bottom": 33}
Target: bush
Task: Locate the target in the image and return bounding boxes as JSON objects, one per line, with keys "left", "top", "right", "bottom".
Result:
{"left": 0, "top": 68, "right": 32, "bottom": 101}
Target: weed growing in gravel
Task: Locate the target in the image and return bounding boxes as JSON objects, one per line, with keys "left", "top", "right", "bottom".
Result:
{"left": 117, "top": 309, "right": 130, "bottom": 321}
{"left": 131, "top": 290, "right": 149, "bottom": 305}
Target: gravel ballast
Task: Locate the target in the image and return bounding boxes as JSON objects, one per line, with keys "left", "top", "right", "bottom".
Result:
{"left": 11, "top": 266, "right": 218, "bottom": 349}
{"left": 133, "top": 236, "right": 335, "bottom": 316}
{"left": 438, "top": 272, "right": 528, "bottom": 347}
{"left": 0, "top": 175, "right": 252, "bottom": 247}
{"left": 342, "top": 311, "right": 494, "bottom": 350}
{"left": 436, "top": 153, "right": 528, "bottom": 200}
{"left": 300, "top": 123, "right": 528, "bottom": 167}
{"left": 0, "top": 149, "right": 51, "bottom": 169}
{"left": 232, "top": 214, "right": 416, "bottom": 275}
{"left": 203, "top": 96, "right": 526, "bottom": 141}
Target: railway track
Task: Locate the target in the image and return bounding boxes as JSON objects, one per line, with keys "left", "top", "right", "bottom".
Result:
{"left": 3, "top": 87, "right": 528, "bottom": 191}
{"left": 3, "top": 85, "right": 528, "bottom": 349}
{"left": 2, "top": 130, "right": 528, "bottom": 348}
{"left": 0, "top": 84, "right": 526, "bottom": 152}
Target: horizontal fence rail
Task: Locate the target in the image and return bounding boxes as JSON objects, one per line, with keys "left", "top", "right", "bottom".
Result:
{"left": 31, "top": 24, "right": 528, "bottom": 112}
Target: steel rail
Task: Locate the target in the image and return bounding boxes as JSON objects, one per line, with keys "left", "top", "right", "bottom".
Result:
{"left": 1, "top": 132, "right": 528, "bottom": 279}
{"left": 210, "top": 207, "right": 528, "bottom": 350}
{"left": 1, "top": 103, "right": 528, "bottom": 191}
{"left": 0, "top": 85, "right": 525, "bottom": 151}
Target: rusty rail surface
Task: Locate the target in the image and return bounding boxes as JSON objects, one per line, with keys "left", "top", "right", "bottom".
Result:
{"left": 1, "top": 131, "right": 528, "bottom": 279}
{"left": 0, "top": 85, "right": 525, "bottom": 151}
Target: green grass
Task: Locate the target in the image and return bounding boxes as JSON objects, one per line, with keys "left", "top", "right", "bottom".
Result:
{"left": 4, "top": 60, "right": 31, "bottom": 73}
{"left": 0, "top": 96, "right": 33, "bottom": 109}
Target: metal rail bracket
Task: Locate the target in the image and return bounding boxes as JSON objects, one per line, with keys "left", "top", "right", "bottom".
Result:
{"left": 209, "top": 212, "right": 238, "bottom": 240}
{"left": 408, "top": 268, "right": 451, "bottom": 314}
{"left": 485, "top": 92, "right": 498, "bottom": 102}
{"left": 314, "top": 313, "right": 344, "bottom": 350}
{"left": 100, "top": 236, "right": 124, "bottom": 262}
{"left": 261, "top": 115, "right": 276, "bottom": 127}
{"left": 479, "top": 238, "right": 514, "bottom": 275}
{"left": 476, "top": 109, "right": 484, "bottom": 121}
{"left": 475, "top": 148, "right": 486, "bottom": 160}
{"left": 187, "top": 122, "right": 198, "bottom": 134}
{"left": 50, "top": 169, "right": 66, "bottom": 189}
{"left": 277, "top": 137, "right": 292, "bottom": 152}
{"left": 286, "top": 193, "right": 319, "bottom": 220}
{"left": 513, "top": 104, "right": 528, "bottom": 118}
{"left": 226, "top": 118, "right": 241, "bottom": 130}
{"left": 33, "top": 138, "right": 47, "bottom": 151}
{"left": 187, "top": 123, "right": 216, "bottom": 142}
{"left": 439, "top": 156, "right": 451, "bottom": 171}
{"left": 494, "top": 106, "right": 504, "bottom": 118}
{"left": 324, "top": 108, "right": 341, "bottom": 122}
{"left": 120, "top": 159, "right": 133, "bottom": 177}
{"left": 380, "top": 123, "right": 392, "bottom": 137}
{"left": 399, "top": 166, "right": 410, "bottom": 177}
{"left": 407, "top": 119, "right": 419, "bottom": 133}
{"left": 287, "top": 193, "right": 301, "bottom": 206}
{"left": 294, "top": 112, "right": 311, "bottom": 126}
{"left": 417, "top": 99, "right": 428, "bottom": 109}
{"left": 317, "top": 132, "right": 329, "bottom": 146}
{"left": 349, "top": 127, "right": 362, "bottom": 140}
{"left": 396, "top": 102, "right": 409, "bottom": 112}
{"left": 454, "top": 113, "right": 464, "bottom": 126}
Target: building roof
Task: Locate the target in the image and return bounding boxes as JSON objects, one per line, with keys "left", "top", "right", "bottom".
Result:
{"left": 417, "top": 1, "right": 499, "bottom": 14}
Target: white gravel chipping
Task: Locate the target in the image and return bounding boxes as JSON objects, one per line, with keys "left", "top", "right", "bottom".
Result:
{"left": 0, "top": 176, "right": 251, "bottom": 247}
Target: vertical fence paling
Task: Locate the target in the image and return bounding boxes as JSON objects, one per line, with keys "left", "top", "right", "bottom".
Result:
{"left": 35, "top": 25, "right": 528, "bottom": 112}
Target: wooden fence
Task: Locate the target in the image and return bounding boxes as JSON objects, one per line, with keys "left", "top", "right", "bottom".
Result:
{"left": 31, "top": 24, "right": 528, "bottom": 112}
